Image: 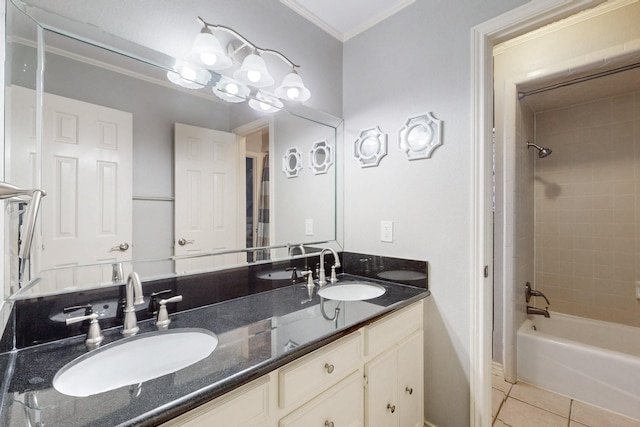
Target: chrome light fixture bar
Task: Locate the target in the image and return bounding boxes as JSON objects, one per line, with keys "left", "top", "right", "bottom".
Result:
{"left": 167, "top": 16, "right": 311, "bottom": 112}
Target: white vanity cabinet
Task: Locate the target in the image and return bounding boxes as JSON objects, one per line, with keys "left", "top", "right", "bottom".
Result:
{"left": 160, "top": 300, "right": 424, "bottom": 427}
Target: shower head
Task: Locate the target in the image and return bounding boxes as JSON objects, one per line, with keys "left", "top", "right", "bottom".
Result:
{"left": 527, "top": 142, "right": 552, "bottom": 158}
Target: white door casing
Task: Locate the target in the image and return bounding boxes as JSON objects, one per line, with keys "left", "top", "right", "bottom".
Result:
{"left": 174, "top": 123, "right": 242, "bottom": 273}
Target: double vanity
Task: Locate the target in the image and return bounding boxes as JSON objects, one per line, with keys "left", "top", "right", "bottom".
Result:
{"left": 0, "top": 267, "right": 428, "bottom": 426}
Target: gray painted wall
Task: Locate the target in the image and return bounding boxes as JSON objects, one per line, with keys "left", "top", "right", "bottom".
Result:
{"left": 342, "top": 1, "right": 527, "bottom": 425}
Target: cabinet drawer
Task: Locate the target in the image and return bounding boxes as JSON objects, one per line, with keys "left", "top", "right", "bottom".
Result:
{"left": 162, "top": 376, "right": 270, "bottom": 427}
{"left": 365, "top": 301, "right": 423, "bottom": 357}
{"left": 279, "top": 332, "right": 361, "bottom": 409}
{"left": 279, "top": 371, "right": 364, "bottom": 427}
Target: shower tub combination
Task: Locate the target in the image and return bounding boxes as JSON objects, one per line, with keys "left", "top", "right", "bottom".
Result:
{"left": 517, "top": 311, "right": 640, "bottom": 420}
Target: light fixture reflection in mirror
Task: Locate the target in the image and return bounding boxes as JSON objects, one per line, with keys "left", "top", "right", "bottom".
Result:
{"left": 212, "top": 77, "right": 250, "bottom": 103}
{"left": 248, "top": 91, "right": 283, "bottom": 113}
{"left": 282, "top": 147, "right": 303, "bottom": 178}
{"left": 309, "top": 140, "right": 333, "bottom": 175}
{"left": 399, "top": 112, "right": 443, "bottom": 160}
{"left": 166, "top": 60, "right": 213, "bottom": 89}
{"left": 354, "top": 127, "right": 387, "bottom": 168}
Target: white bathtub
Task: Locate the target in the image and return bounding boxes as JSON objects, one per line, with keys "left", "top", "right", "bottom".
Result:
{"left": 517, "top": 311, "right": 640, "bottom": 420}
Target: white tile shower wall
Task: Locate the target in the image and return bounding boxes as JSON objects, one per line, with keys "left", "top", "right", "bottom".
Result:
{"left": 534, "top": 91, "right": 640, "bottom": 327}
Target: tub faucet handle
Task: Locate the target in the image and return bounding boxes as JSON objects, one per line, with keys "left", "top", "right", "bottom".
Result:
{"left": 525, "top": 282, "right": 551, "bottom": 305}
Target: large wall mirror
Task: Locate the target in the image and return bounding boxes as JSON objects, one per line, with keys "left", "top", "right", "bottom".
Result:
{"left": 4, "top": 1, "right": 341, "bottom": 298}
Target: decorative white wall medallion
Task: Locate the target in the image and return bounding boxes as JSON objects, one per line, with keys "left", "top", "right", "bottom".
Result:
{"left": 282, "top": 147, "right": 302, "bottom": 178}
{"left": 354, "top": 127, "right": 387, "bottom": 168}
{"left": 309, "top": 140, "right": 333, "bottom": 175}
{"left": 399, "top": 112, "right": 443, "bottom": 160}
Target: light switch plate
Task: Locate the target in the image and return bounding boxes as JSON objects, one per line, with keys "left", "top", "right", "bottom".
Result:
{"left": 305, "top": 219, "right": 314, "bottom": 236}
{"left": 381, "top": 220, "right": 393, "bottom": 242}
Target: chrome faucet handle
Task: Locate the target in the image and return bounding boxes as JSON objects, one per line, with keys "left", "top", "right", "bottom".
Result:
{"left": 156, "top": 295, "right": 183, "bottom": 329}
{"left": 301, "top": 269, "right": 314, "bottom": 287}
{"left": 285, "top": 266, "right": 298, "bottom": 283}
{"left": 330, "top": 265, "right": 338, "bottom": 284}
{"left": 65, "top": 307, "right": 104, "bottom": 349}
{"left": 148, "top": 289, "right": 172, "bottom": 314}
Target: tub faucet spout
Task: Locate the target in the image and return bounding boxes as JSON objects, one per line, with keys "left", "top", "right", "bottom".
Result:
{"left": 527, "top": 306, "right": 550, "bottom": 318}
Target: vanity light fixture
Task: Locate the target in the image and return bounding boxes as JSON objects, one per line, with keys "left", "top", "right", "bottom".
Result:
{"left": 168, "top": 16, "right": 311, "bottom": 112}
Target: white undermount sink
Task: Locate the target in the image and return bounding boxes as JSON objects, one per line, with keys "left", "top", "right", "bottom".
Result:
{"left": 317, "top": 281, "right": 386, "bottom": 301}
{"left": 53, "top": 328, "right": 218, "bottom": 397}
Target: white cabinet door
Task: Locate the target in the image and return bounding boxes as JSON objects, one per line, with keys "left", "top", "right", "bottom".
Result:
{"left": 398, "top": 331, "right": 424, "bottom": 427}
{"left": 365, "top": 326, "right": 424, "bottom": 427}
{"left": 174, "top": 123, "right": 242, "bottom": 273}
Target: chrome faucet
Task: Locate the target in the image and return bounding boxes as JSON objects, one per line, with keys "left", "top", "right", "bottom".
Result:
{"left": 318, "top": 248, "right": 341, "bottom": 286}
{"left": 288, "top": 243, "right": 306, "bottom": 257}
{"left": 122, "top": 272, "right": 145, "bottom": 336}
{"left": 527, "top": 306, "right": 550, "bottom": 318}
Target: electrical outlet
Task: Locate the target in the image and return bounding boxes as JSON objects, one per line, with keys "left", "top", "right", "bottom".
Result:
{"left": 381, "top": 220, "right": 393, "bottom": 242}
{"left": 305, "top": 219, "right": 314, "bottom": 236}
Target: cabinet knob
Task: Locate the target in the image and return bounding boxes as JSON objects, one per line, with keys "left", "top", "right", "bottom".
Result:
{"left": 324, "top": 363, "right": 334, "bottom": 374}
{"left": 405, "top": 386, "right": 413, "bottom": 395}
{"left": 324, "top": 421, "right": 334, "bottom": 427}
{"left": 387, "top": 403, "right": 396, "bottom": 413}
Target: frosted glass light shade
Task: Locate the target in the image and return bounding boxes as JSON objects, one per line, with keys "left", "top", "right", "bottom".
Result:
{"left": 213, "top": 77, "right": 250, "bottom": 103}
{"left": 248, "top": 91, "right": 283, "bottom": 113}
{"left": 234, "top": 54, "right": 274, "bottom": 88}
{"left": 166, "top": 61, "right": 211, "bottom": 89}
{"left": 192, "top": 31, "right": 232, "bottom": 70}
{"left": 275, "top": 71, "right": 310, "bottom": 102}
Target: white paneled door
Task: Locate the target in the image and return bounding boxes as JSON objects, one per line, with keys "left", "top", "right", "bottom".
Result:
{"left": 9, "top": 86, "right": 133, "bottom": 289}
{"left": 174, "top": 123, "right": 242, "bottom": 273}
{"left": 42, "top": 92, "right": 133, "bottom": 284}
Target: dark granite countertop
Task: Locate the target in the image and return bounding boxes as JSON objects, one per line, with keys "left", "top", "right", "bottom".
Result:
{"left": 0, "top": 275, "right": 429, "bottom": 426}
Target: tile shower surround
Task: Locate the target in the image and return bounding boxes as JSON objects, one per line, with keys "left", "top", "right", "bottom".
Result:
{"left": 533, "top": 91, "right": 640, "bottom": 327}
{"left": 1, "top": 252, "right": 427, "bottom": 350}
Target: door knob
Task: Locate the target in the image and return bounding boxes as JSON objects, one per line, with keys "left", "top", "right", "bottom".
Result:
{"left": 110, "top": 242, "right": 130, "bottom": 252}
{"left": 178, "top": 238, "right": 194, "bottom": 246}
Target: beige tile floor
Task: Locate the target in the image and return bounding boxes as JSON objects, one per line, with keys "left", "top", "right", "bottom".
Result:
{"left": 492, "top": 374, "right": 640, "bottom": 427}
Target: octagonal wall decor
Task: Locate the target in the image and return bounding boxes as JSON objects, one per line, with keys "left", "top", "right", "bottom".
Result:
{"left": 399, "top": 112, "right": 443, "bottom": 160}
{"left": 282, "top": 147, "right": 303, "bottom": 178}
{"left": 309, "top": 140, "right": 333, "bottom": 175}
{"left": 354, "top": 127, "right": 387, "bottom": 168}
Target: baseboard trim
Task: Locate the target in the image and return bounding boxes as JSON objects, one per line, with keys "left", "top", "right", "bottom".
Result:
{"left": 492, "top": 361, "right": 504, "bottom": 377}
{"left": 425, "top": 419, "right": 438, "bottom": 427}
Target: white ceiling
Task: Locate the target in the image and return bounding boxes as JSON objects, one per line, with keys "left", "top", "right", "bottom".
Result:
{"left": 280, "top": 0, "right": 415, "bottom": 42}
